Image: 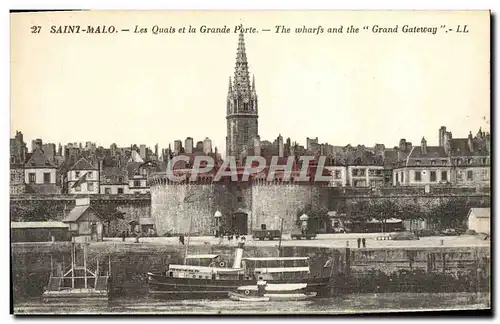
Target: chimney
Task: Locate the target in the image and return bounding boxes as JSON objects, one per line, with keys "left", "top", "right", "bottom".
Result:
{"left": 399, "top": 139, "right": 407, "bottom": 151}
{"left": 467, "top": 131, "right": 474, "bottom": 152}
{"left": 439, "top": 126, "right": 446, "bottom": 147}
{"left": 444, "top": 132, "right": 452, "bottom": 155}
{"left": 397, "top": 150, "right": 404, "bottom": 162}
{"left": 421, "top": 137, "right": 427, "bottom": 155}
{"left": 278, "top": 134, "right": 284, "bottom": 158}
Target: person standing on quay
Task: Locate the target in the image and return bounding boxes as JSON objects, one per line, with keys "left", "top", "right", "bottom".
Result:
{"left": 357, "top": 237, "right": 361, "bottom": 248}
{"left": 362, "top": 237, "right": 366, "bottom": 248}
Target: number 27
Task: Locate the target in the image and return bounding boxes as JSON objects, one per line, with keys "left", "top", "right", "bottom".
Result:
{"left": 31, "top": 26, "right": 41, "bottom": 34}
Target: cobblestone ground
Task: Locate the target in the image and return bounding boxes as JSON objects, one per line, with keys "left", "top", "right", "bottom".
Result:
{"left": 104, "top": 233, "right": 490, "bottom": 249}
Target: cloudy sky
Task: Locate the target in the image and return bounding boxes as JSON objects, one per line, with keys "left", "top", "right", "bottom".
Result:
{"left": 10, "top": 10, "right": 490, "bottom": 154}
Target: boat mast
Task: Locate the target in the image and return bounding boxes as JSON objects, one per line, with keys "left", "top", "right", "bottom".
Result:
{"left": 278, "top": 218, "right": 284, "bottom": 257}
{"left": 184, "top": 209, "right": 194, "bottom": 264}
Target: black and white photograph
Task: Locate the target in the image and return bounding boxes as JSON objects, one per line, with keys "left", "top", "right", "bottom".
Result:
{"left": 8, "top": 9, "right": 491, "bottom": 315}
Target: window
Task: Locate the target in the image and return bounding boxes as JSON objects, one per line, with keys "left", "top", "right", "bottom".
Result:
{"left": 334, "top": 170, "right": 341, "bottom": 179}
{"left": 401, "top": 172, "right": 404, "bottom": 183}
{"left": 75, "top": 171, "right": 80, "bottom": 178}
{"left": 88, "top": 183, "right": 94, "bottom": 191}
{"left": 10, "top": 156, "right": 15, "bottom": 164}
{"left": 455, "top": 159, "right": 462, "bottom": 165}
{"left": 481, "top": 169, "right": 490, "bottom": 181}
{"left": 118, "top": 177, "right": 123, "bottom": 183}
{"left": 481, "top": 158, "right": 486, "bottom": 165}
{"left": 415, "top": 171, "right": 421, "bottom": 182}
{"left": 43, "top": 172, "right": 51, "bottom": 184}
{"left": 105, "top": 188, "right": 112, "bottom": 194}
{"left": 28, "top": 173, "right": 36, "bottom": 183}
{"left": 10, "top": 172, "right": 15, "bottom": 182}
{"left": 467, "top": 159, "right": 472, "bottom": 165}
{"left": 134, "top": 180, "right": 141, "bottom": 187}
{"left": 237, "top": 196, "right": 244, "bottom": 202}
{"left": 415, "top": 160, "right": 421, "bottom": 166}
{"left": 430, "top": 160, "right": 436, "bottom": 166}
{"left": 75, "top": 185, "right": 81, "bottom": 192}
{"left": 441, "top": 171, "right": 447, "bottom": 181}
{"left": 395, "top": 173, "right": 399, "bottom": 183}
{"left": 359, "top": 169, "right": 366, "bottom": 177}
{"left": 457, "top": 171, "right": 464, "bottom": 181}
{"left": 87, "top": 172, "right": 93, "bottom": 179}
{"left": 467, "top": 170, "right": 473, "bottom": 181}
{"left": 441, "top": 160, "right": 447, "bottom": 165}
{"left": 430, "top": 171, "right": 436, "bottom": 182}
{"left": 117, "top": 188, "right": 124, "bottom": 194}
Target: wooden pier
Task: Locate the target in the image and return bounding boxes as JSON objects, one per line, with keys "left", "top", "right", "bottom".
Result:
{"left": 43, "top": 242, "right": 111, "bottom": 299}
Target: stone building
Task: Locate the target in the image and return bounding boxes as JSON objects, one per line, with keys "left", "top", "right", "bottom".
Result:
{"left": 24, "top": 147, "right": 60, "bottom": 194}
{"left": 392, "top": 127, "right": 490, "bottom": 187}
{"left": 226, "top": 32, "right": 259, "bottom": 159}
{"left": 67, "top": 158, "right": 99, "bottom": 195}
{"left": 10, "top": 131, "right": 27, "bottom": 195}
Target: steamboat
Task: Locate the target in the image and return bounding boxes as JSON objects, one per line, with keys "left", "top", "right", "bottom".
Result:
{"left": 146, "top": 244, "right": 330, "bottom": 298}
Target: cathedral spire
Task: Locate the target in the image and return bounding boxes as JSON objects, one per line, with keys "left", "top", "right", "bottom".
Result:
{"left": 233, "top": 31, "right": 251, "bottom": 95}
{"left": 228, "top": 76, "right": 233, "bottom": 95}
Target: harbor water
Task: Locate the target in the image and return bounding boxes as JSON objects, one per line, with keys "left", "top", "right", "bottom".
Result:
{"left": 13, "top": 292, "right": 490, "bottom": 315}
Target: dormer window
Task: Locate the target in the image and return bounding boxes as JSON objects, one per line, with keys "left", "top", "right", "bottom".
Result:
{"left": 441, "top": 160, "right": 447, "bottom": 165}
{"left": 430, "top": 160, "right": 436, "bottom": 166}
{"left": 467, "top": 159, "right": 472, "bottom": 165}
{"left": 456, "top": 159, "right": 462, "bottom": 165}
{"left": 415, "top": 160, "right": 421, "bottom": 166}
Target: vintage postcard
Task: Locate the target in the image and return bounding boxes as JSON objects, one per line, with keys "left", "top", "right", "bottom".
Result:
{"left": 10, "top": 10, "right": 490, "bottom": 315}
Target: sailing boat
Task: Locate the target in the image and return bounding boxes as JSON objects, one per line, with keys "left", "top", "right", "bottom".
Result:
{"left": 43, "top": 242, "right": 111, "bottom": 299}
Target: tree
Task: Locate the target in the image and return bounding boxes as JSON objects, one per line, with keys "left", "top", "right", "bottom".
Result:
{"left": 348, "top": 200, "right": 372, "bottom": 222}
{"left": 371, "top": 200, "right": 399, "bottom": 233}
{"left": 10, "top": 201, "right": 50, "bottom": 222}
{"left": 429, "top": 197, "right": 483, "bottom": 230}
{"left": 398, "top": 202, "right": 424, "bottom": 230}
{"left": 94, "top": 203, "right": 125, "bottom": 236}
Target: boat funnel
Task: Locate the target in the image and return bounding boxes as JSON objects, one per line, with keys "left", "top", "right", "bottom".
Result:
{"left": 232, "top": 247, "right": 244, "bottom": 269}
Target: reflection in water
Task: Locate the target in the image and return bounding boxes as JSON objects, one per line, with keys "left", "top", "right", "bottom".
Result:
{"left": 14, "top": 292, "right": 490, "bottom": 314}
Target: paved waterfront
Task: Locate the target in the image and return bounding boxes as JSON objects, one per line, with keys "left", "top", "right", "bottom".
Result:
{"left": 103, "top": 233, "right": 490, "bottom": 249}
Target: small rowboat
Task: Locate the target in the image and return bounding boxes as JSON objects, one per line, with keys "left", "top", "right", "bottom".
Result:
{"left": 228, "top": 283, "right": 317, "bottom": 302}
{"left": 228, "top": 291, "right": 269, "bottom": 302}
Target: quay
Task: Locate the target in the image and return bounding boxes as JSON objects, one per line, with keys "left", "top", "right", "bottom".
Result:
{"left": 12, "top": 233, "right": 490, "bottom": 297}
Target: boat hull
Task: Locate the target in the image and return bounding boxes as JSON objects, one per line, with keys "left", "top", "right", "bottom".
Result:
{"left": 42, "top": 288, "right": 109, "bottom": 300}
{"left": 147, "top": 273, "right": 330, "bottom": 298}
{"left": 228, "top": 292, "right": 269, "bottom": 302}
{"left": 228, "top": 291, "right": 317, "bottom": 302}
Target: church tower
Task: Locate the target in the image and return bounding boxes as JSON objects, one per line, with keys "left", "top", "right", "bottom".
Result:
{"left": 226, "top": 32, "right": 259, "bottom": 159}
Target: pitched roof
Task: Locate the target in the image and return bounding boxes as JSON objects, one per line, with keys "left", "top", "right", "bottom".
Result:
{"left": 63, "top": 205, "right": 89, "bottom": 222}
{"left": 24, "top": 148, "right": 56, "bottom": 168}
{"left": 70, "top": 157, "right": 97, "bottom": 171}
{"left": 101, "top": 166, "right": 128, "bottom": 184}
{"left": 451, "top": 138, "right": 489, "bottom": 157}
{"left": 408, "top": 146, "right": 448, "bottom": 159}
{"left": 468, "top": 208, "right": 490, "bottom": 219}
{"left": 11, "top": 221, "right": 69, "bottom": 229}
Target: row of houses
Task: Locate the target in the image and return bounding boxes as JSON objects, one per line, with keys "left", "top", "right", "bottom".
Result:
{"left": 10, "top": 126, "right": 490, "bottom": 194}
{"left": 10, "top": 147, "right": 151, "bottom": 195}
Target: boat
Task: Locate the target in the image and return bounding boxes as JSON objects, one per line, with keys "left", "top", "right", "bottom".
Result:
{"left": 228, "top": 283, "right": 317, "bottom": 302}
{"left": 146, "top": 246, "right": 330, "bottom": 297}
{"left": 42, "top": 242, "right": 111, "bottom": 300}
{"left": 147, "top": 211, "right": 330, "bottom": 298}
